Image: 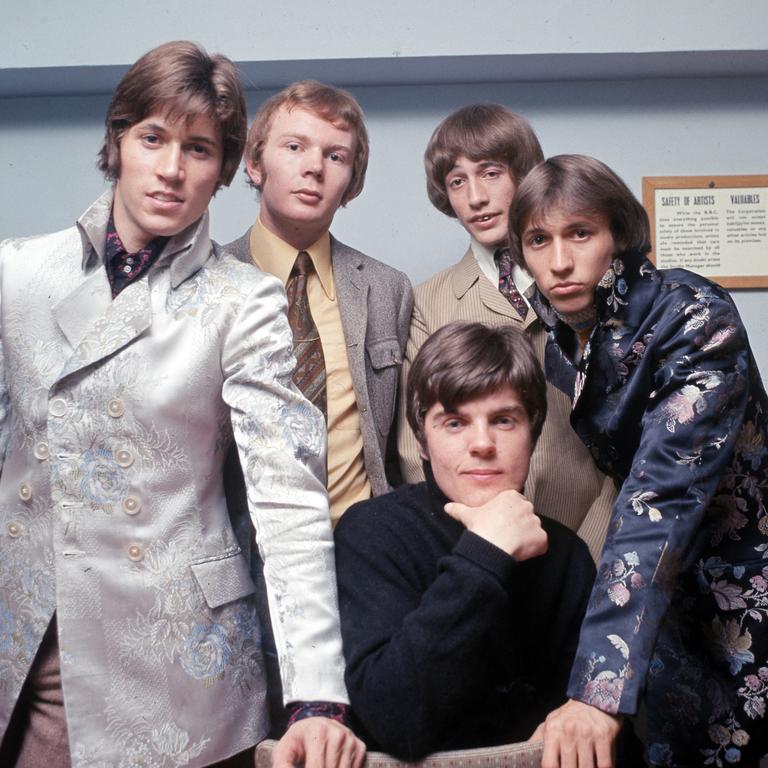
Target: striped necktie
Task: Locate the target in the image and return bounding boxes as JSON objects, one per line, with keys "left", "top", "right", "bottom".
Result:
{"left": 285, "top": 251, "right": 327, "bottom": 418}
{"left": 495, "top": 247, "right": 528, "bottom": 320}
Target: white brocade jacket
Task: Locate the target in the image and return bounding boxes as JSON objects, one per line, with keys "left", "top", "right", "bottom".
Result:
{"left": 0, "top": 192, "right": 348, "bottom": 767}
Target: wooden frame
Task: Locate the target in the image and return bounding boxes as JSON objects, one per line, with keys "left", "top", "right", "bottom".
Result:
{"left": 642, "top": 175, "right": 768, "bottom": 288}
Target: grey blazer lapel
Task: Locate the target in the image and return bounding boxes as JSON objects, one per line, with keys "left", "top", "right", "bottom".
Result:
{"left": 332, "top": 237, "right": 368, "bottom": 379}
{"left": 223, "top": 229, "right": 253, "bottom": 265}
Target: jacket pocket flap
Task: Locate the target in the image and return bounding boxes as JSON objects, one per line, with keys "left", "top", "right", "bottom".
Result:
{"left": 366, "top": 338, "right": 402, "bottom": 370}
{"left": 190, "top": 550, "right": 256, "bottom": 609}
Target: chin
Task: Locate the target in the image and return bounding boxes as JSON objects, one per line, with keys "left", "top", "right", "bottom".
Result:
{"left": 458, "top": 489, "right": 501, "bottom": 508}
{"left": 473, "top": 232, "right": 504, "bottom": 248}
{"left": 552, "top": 300, "right": 588, "bottom": 315}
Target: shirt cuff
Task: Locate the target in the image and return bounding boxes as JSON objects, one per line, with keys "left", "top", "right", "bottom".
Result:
{"left": 286, "top": 701, "right": 351, "bottom": 728}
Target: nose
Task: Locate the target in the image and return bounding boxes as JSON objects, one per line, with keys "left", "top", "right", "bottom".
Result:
{"left": 468, "top": 422, "right": 496, "bottom": 458}
{"left": 158, "top": 143, "right": 184, "bottom": 183}
{"left": 467, "top": 177, "right": 489, "bottom": 209}
{"left": 550, "top": 238, "right": 574, "bottom": 274}
{"left": 302, "top": 147, "right": 324, "bottom": 178}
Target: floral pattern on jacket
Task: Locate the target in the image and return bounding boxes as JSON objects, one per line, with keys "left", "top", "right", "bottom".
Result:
{"left": 0, "top": 192, "right": 347, "bottom": 767}
{"left": 530, "top": 253, "right": 768, "bottom": 765}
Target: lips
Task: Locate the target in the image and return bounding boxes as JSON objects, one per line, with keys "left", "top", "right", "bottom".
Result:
{"left": 148, "top": 191, "right": 183, "bottom": 204}
{"left": 550, "top": 282, "right": 583, "bottom": 296}
{"left": 470, "top": 212, "right": 500, "bottom": 227}
{"left": 462, "top": 468, "right": 502, "bottom": 478}
{"left": 294, "top": 188, "right": 322, "bottom": 202}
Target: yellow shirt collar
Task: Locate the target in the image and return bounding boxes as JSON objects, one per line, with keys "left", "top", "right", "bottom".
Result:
{"left": 249, "top": 219, "right": 335, "bottom": 300}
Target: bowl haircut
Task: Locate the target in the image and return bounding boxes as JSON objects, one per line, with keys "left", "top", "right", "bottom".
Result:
{"left": 406, "top": 321, "right": 547, "bottom": 452}
{"left": 424, "top": 104, "right": 544, "bottom": 217}
{"left": 98, "top": 40, "right": 247, "bottom": 189}
{"left": 508, "top": 154, "right": 652, "bottom": 267}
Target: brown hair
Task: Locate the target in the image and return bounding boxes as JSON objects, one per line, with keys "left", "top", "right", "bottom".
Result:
{"left": 508, "top": 154, "right": 651, "bottom": 265}
{"left": 424, "top": 104, "right": 544, "bottom": 217}
{"left": 98, "top": 41, "right": 247, "bottom": 188}
{"left": 406, "top": 322, "right": 547, "bottom": 451}
{"left": 244, "top": 80, "right": 369, "bottom": 205}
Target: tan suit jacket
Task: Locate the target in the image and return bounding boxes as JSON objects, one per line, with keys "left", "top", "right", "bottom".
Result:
{"left": 397, "top": 249, "right": 615, "bottom": 560}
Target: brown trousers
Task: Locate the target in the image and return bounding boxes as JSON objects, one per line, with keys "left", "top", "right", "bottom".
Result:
{"left": 0, "top": 618, "right": 70, "bottom": 768}
{"left": 0, "top": 617, "right": 255, "bottom": 768}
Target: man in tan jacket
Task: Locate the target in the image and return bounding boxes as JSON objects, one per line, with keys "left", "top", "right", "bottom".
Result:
{"left": 398, "top": 104, "right": 614, "bottom": 559}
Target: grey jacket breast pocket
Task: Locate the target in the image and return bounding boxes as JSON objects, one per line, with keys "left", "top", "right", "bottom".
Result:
{"left": 365, "top": 337, "right": 403, "bottom": 436}
{"left": 190, "top": 549, "right": 257, "bottom": 609}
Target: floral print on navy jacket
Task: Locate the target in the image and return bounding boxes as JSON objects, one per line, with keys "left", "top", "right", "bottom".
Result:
{"left": 529, "top": 252, "right": 768, "bottom": 766}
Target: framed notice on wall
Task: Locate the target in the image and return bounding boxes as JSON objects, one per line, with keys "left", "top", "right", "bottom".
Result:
{"left": 642, "top": 175, "right": 768, "bottom": 288}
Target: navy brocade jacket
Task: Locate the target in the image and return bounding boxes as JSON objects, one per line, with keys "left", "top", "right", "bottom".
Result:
{"left": 530, "top": 253, "right": 768, "bottom": 765}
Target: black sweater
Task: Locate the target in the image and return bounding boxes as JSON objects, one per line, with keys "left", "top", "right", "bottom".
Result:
{"left": 334, "top": 474, "right": 596, "bottom": 760}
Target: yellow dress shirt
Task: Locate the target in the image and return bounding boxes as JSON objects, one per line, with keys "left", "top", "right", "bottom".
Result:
{"left": 249, "top": 220, "right": 371, "bottom": 523}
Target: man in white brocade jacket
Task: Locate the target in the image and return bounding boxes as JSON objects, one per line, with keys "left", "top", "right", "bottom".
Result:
{"left": 0, "top": 41, "right": 363, "bottom": 768}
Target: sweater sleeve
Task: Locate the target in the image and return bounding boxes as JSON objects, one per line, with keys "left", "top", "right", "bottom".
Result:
{"left": 334, "top": 502, "right": 515, "bottom": 760}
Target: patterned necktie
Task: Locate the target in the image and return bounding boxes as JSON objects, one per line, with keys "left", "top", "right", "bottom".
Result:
{"left": 495, "top": 247, "right": 528, "bottom": 320}
{"left": 285, "top": 251, "right": 327, "bottom": 419}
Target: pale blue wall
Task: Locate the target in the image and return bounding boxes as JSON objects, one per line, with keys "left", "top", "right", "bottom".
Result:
{"left": 3, "top": 0, "right": 767, "bottom": 71}
{"left": 1, "top": 1, "right": 767, "bottom": 372}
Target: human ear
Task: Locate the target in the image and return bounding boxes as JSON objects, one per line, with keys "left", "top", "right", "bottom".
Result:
{"left": 245, "top": 155, "right": 263, "bottom": 188}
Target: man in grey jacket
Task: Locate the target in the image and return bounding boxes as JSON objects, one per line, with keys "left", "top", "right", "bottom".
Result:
{"left": 225, "top": 81, "right": 413, "bottom": 527}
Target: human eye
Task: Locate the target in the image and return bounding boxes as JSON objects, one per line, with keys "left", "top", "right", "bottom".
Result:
{"left": 484, "top": 168, "right": 502, "bottom": 180}
{"left": 141, "top": 132, "right": 160, "bottom": 147}
{"left": 286, "top": 141, "right": 301, "bottom": 152}
{"left": 447, "top": 176, "right": 464, "bottom": 190}
{"left": 572, "top": 228, "right": 591, "bottom": 240}
{"left": 329, "top": 151, "right": 348, "bottom": 164}
{"left": 443, "top": 417, "right": 464, "bottom": 431}
{"left": 189, "top": 143, "right": 211, "bottom": 157}
{"left": 495, "top": 414, "right": 518, "bottom": 429}
{"left": 526, "top": 232, "right": 548, "bottom": 248}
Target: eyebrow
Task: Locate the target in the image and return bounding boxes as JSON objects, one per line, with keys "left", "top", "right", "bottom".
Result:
{"left": 488, "top": 404, "right": 526, "bottom": 418}
{"left": 476, "top": 160, "right": 506, "bottom": 170}
{"left": 277, "top": 132, "right": 353, "bottom": 152}
{"left": 436, "top": 402, "right": 526, "bottom": 418}
{"left": 524, "top": 217, "right": 597, "bottom": 234}
{"left": 186, "top": 135, "right": 220, "bottom": 147}
{"left": 447, "top": 159, "right": 505, "bottom": 175}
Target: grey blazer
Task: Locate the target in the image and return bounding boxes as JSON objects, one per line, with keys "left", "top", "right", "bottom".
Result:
{"left": 226, "top": 229, "right": 414, "bottom": 497}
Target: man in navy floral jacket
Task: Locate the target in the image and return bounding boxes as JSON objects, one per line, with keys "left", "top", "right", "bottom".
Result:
{"left": 511, "top": 155, "right": 768, "bottom": 767}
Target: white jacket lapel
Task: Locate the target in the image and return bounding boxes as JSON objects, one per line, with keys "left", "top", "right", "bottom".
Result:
{"left": 53, "top": 276, "right": 152, "bottom": 381}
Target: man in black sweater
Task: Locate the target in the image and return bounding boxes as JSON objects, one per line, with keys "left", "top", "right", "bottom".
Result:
{"left": 334, "top": 322, "right": 597, "bottom": 760}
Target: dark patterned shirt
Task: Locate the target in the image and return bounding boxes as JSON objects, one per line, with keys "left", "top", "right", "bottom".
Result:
{"left": 105, "top": 217, "right": 167, "bottom": 297}
{"left": 286, "top": 701, "right": 351, "bottom": 727}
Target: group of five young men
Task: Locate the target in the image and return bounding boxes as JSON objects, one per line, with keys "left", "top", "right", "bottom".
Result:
{"left": 0, "top": 40, "right": 683, "bottom": 768}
